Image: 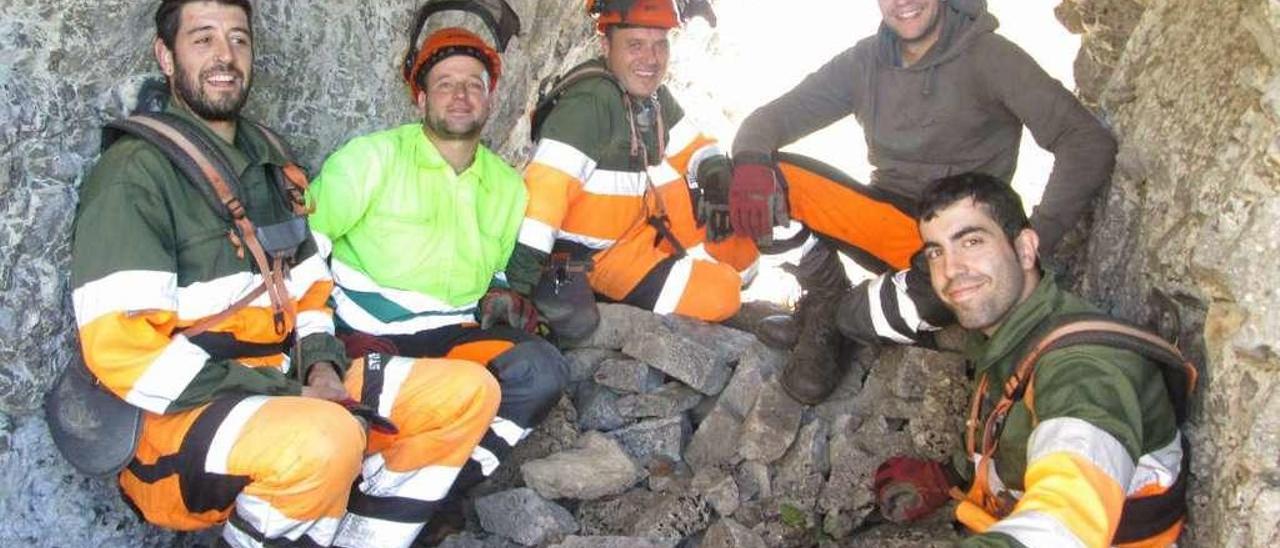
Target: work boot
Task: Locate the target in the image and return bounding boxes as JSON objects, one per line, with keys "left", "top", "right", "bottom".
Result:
{"left": 755, "top": 242, "right": 849, "bottom": 351}
{"left": 762, "top": 242, "right": 854, "bottom": 404}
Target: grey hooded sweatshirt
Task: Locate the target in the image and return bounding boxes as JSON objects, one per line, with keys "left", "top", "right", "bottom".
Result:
{"left": 732, "top": 0, "right": 1116, "bottom": 251}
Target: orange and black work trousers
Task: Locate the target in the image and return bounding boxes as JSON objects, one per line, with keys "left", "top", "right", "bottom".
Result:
{"left": 378, "top": 323, "right": 569, "bottom": 497}
{"left": 775, "top": 153, "right": 955, "bottom": 346}
{"left": 119, "top": 356, "right": 500, "bottom": 548}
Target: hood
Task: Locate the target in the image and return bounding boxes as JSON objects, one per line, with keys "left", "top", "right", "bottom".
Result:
{"left": 875, "top": 0, "right": 998, "bottom": 70}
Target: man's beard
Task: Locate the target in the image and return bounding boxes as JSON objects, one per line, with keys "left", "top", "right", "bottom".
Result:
{"left": 173, "top": 60, "right": 250, "bottom": 121}
{"left": 424, "top": 111, "right": 483, "bottom": 141}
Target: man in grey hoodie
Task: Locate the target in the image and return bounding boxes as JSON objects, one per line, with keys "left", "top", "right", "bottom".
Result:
{"left": 729, "top": 0, "right": 1117, "bottom": 404}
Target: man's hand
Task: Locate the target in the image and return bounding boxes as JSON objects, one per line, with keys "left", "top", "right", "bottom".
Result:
{"left": 697, "top": 165, "right": 734, "bottom": 242}
{"left": 301, "top": 361, "right": 348, "bottom": 401}
{"left": 479, "top": 288, "right": 541, "bottom": 333}
{"left": 873, "top": 456, "right": 955, "bottom": 523}
{"left": 728, "top": 159, "right": 777, "bottom": 239}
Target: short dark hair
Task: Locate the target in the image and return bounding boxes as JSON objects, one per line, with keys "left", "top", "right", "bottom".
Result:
{"left": 155, "top": 0, "right": 253, "bottom": 49}
{"left": 917, "top": 172, "right": 1030, "bottom": 241}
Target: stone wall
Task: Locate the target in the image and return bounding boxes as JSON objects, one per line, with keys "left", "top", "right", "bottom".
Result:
{"left": 1058, "top": 0, "right": 1280, "bottom": 545}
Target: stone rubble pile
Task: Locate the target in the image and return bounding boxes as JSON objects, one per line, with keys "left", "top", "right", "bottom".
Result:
{"left": 441, "top": 303, "right": 972, "bottom": 547}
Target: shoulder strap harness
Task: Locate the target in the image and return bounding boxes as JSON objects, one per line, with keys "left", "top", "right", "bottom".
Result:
{"left": 103, "top": 112, "right": 312, "bottom": 335}
{"left": 963, "top": 312, "right": 1199, "bottom": 543}
{"left": 531, "top": 61, "right": 688, "bottom": 257}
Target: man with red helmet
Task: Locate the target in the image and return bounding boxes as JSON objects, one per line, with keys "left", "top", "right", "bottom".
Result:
{"left": 306, "top": 9, "right": 569, "bottom": 536}
{"left": 505, "top": 0, "right": 758, "bottom": 327}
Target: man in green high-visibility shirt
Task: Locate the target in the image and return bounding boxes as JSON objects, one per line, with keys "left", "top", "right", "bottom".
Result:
{"left": 307, "top": 24, "right": 568, "bottom": 513}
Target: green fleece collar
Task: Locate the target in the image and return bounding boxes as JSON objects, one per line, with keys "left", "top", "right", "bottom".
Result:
{"left": 965, "top": 273, "right": 1066, "bottom": 379}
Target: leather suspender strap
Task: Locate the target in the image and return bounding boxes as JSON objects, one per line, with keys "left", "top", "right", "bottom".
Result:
{"left": 180, "top": 283, "right": 267, "bottom": 338}
{"left": 111, "top": 114, "right": 295, "bottom": 335}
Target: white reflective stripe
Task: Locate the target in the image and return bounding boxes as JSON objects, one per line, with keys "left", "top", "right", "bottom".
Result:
{"left": 332, "top": 289, "right": 472, "bottom": 335}
{"left": 356, "top": 453, "right": 462, "bottom": 502}
{"left": 666, "top": 118, "right": 700, "bottom": 155}
{"left": 687, "top": 144, "right": 724, "bottom": 187}
{"left": 234, "top": 493, "right": 338, "bottom": 544}
{"left": 1027, "top": 417, "right": 1135, "bottom": 489}
{"left": 890, "top": 269, "right": 937, "bottom": 332}
{"left": 738, "top": 260, "right": 760, "bottom": 286}
{"left": 646, "top": 161, "right": 683, "bottom": 188}
{"left": 124, "top": 335, "right": 210, "bottom": 413}
{"left": 73, "top": 270, "right": 178, "bottom": 327}
{"left": 866, "top": 273, "right": 916, "bottom": 344}
{"left": 375, "top": 356, "right": 416, "bottom": 419}
{"left": 582, "top": 168, "right": 647, "bottom": 196}
{"left": 333, "top": 513, "right": 424, "bottom": 548}
{"left": 311, "top": 230, "right": 334, "bottom": 259}
{"left": 493, "top": 272, "right": 508, "bottom": 284}
{"left": 295, "top": 310, "right": 334, "bottom": 338}
{"left": 685, "top": 244, "right": 714, "bottom": 262}
{"left": 221, "top": 519, "right": 264, "bottom": 548}
{"left": 1128, "top": 431, "right": 1183, "bottom": 496}
{"left": 556, "top": 230, "right": 616, "bottom": 250}
{"left": 987, "top": 510, "right": 1087, "bottom": 548}
{"left": 330, "top": 260, "right": 474, "bottom": 315}
{"left": 518, "top": 218, "right": 558, "bottom": 253}
{"left": 653, "top": 256, "right": 695, "bottom": 315}
{"left": 471, "top": 445, "right": 502, "bottom": 476}
{"left": 205, "top": 395, "right": 271, "bottom": 475}
{"left": 530, "top": 138, "right": 596, "bottom": 183}
{"left": 175, "top": 272, "right": 261, "bottom": 321}
{"left": 285, "top": 252, "right": 332, "bottom": 299}
{"left": 302, "top": 517, "right": 341, "bottom": 546}
{"left": 491, "top": 417, "right": 530, "bottom": 446}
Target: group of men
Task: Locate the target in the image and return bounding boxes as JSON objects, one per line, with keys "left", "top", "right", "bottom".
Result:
{"left": 63, "top": 0, "right": 1188, "bottom": 546}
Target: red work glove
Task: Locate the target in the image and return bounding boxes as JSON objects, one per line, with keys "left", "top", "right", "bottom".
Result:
{"left": 478, "top": 288, "right": 541, "bottom": 333}
{"left": 728, "top": 159, "right": 777, "bottom": 239}
{"left": 873, "top": 456, "right": 954, "bottom": 523}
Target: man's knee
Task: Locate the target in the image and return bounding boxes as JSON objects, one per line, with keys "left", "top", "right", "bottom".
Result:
{"left": 491, "top": 339, "right": 569, "bottom": 425}
{"left": 271, "top": 400, "right": 365, "bottom": 486}
{"left": 674, "top": 261, "right": 742, "bottom": 322}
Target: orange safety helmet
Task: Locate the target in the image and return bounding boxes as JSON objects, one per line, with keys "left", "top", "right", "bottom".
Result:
{"left": 587, "top": 0, "right": 680, "bottom": 33}
{"left": 404, "top": 27, "right": 502, "bottom": 99}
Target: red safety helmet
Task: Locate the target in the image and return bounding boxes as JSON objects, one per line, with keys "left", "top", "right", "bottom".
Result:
{"left": 587, "top": 0, "right": 680, "bottom": 33}
{"left": 404, "top": 27, "right": 502, "bottom": 100}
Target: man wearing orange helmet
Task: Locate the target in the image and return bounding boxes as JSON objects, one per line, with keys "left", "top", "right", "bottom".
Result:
{"left": 505, "top": 0, "right": 758, "bottom": 327}
{"left": 306, "top": 10, "right": 569, "bottom": 535}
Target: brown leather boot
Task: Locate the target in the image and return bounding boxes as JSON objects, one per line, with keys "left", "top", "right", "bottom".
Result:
{"left": 766, "top": 243, "right": 854, "bottom": 404}
{"left": 778, "top": 288, "right": 852, "bottom": 404}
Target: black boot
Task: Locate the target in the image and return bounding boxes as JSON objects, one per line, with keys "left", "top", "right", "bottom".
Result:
{"left": 756, "top": 243, "right": 854, "bottom": 404}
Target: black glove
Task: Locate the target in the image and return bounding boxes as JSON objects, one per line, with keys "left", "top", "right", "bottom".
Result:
{"left": 695, "top": 156, "right": 734, "bottom": 242}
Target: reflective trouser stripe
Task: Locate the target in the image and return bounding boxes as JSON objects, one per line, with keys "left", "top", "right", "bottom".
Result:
{"left": 336, "top": 356, "right": 501, "bottom": 548}
{"left": 780, "top": 159, "right": 920, "bottom": 271}
{"left": 120, "top": 395, "right": 366, "bottom": 542}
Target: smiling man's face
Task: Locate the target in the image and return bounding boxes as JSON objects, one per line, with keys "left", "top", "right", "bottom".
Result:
{"left": 920, "top": 197, "right": 1039, "bottom": 335}
{"left": 602, "top": 26, "right": 670, "bottom": 98}
{"left": 877, "top": 0, "right": 943, "bottom": 44}
{"left": 157, "top": 1, "right": 253, "bottom": 122}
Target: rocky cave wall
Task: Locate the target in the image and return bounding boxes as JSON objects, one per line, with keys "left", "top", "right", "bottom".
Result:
{"left": 1059, "top": 0, "right": 1280, "bottom": 545}
{"left": 1, "top": 0, "right": 1277, "bottom": 546}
